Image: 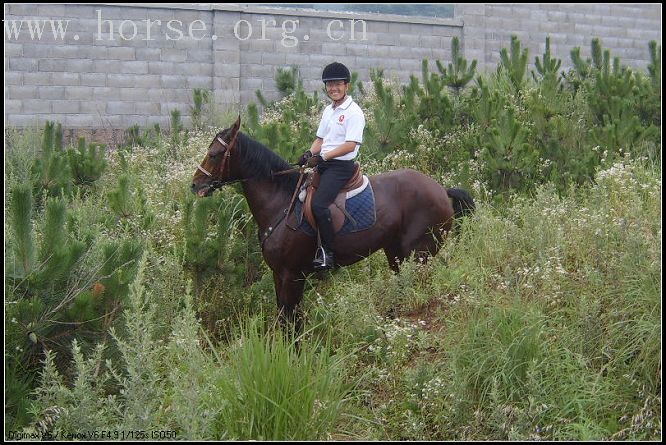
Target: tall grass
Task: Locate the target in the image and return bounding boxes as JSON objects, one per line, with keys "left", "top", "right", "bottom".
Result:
{"left": 212, "top": 318, "right": 351, "bottom": 440}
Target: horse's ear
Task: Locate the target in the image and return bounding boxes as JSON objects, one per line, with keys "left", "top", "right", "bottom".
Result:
{"left": 232, "top": 115, "right": 241, "bottom": 133}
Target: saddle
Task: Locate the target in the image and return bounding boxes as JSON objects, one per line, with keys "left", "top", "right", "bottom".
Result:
{"left": 300, "top": 162, "right": 368, "bottom": 233}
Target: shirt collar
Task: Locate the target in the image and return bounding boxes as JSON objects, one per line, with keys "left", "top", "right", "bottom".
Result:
{"left": 332, "top": 95, "right": 353, "bottom": 111}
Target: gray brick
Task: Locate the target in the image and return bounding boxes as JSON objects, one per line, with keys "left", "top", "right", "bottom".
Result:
{"left": 106, "top": 74, "right": 135, "bottom": 87}
{"left": 399, "top": 34, "right": 420, "bottom": 47}
{"left": 160, "top": 75, "right": 188, "bottom": 88}
{"left": 65, "top": 86, "right": 94, "bottom": 100}
{"left": 388, "top": 22, "right": 412, "bottom": 34}
{"left": 67, "top": 59, "right": 94, "bottom": 72}
{"left": 7, "top": 114, "right": 42, "bottom": 127}
{"left": 214, "top": 49, "right": 240, "bottom": 64}
{"left": 120, "top": 60, "right": 149, "bottom": 74}
{"left": 187, "top": 48, "right": 212, "bottom": 62}
{"left": 49, "top": 72, "right": 80, "bottom": 86}
{"left": 106, "top": 101, "right": 135, "bottom": 115}
{"left": 6, "top": 100, "right": 22, "bottom": 114}
{"left": 214, "top": 77, "right": 240, "bottom": 91}
{"left": 117, "top": 87, "right": 146, "bottom": 101}
{"left": 7, "top": 86, "right": 32, "bottom": 100}
{"left": 38, "top": 86, "right": 66, "bottom": 100}
{"left": 161, "top": 48, "right": 188, "bottom": 62}
{"left": 241, "top": 52, "right": 262, "bottom": 64}
{"left": 187, "top": 63, "right": 214, "bottom": 77}
{"left": 241, "top": 78, "right": 262, "bottom": 90}
{"left": 132, "top": 74, "right": 163, "bottom": 88}
{"left": 23, "top": 72, "right": 51, "bottom": 86}
{"left": 80, "top": 73, "right": 107, "bottom": 86}
{"left": 146, "top": 61, "right": 172, "bottom": 75}
{"left": 187, "top": 76, "right": 213, "bottom": 88}
{"left": 215, "top": 63, "right": 240, "bottom": 77}
{"left": 37, "top": 4, "right": 67, "bottom": 17}
{"left": 50, "top": 100, "right": 81, "bottom": 113}
{"left": 6, "top": 43, "right": 23, "bottom": 57}
{"left": 160, "top": 102, "right": 184, "bottom": 115}
{"left": 321, "top": 42, "right": 346, "bottom": 56}
{"left": 63, "top": 114, "right": 95, "bottom": 128}
{"left": 38, "top": 59, "right": 68, "bottom": 72}
{"left": 47, "top": 45, "right": 83, "bottom": 59}
{"left": 135, "top": 102, "right": 160, "bottom": 114}
{"left": 136, "top": 47, "right": 161, "bottom": 61}
{"left": 261, "top": 53, "right": 287, "bottom": 65}
{"left": 172, "top": 36, "right": 204, "bottom": 50}
{"left": 420, "top": 36, "right": 442, "bottom": 49}
{"left": 80, "top": 101, "right": 106, "bottom": 114}
{"left": 10, "top": 58, "right": 39, "bottom": 71}
{"left": 107, "top": 46, "right": 136, "bottom": 60}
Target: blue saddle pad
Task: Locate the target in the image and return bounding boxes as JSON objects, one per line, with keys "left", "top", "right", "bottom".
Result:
{"left": 293, "top": 183, "right": 376, "bottom": 236}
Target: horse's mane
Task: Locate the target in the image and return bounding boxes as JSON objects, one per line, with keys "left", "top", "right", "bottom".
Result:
{"left": 236, "top": 132, "right": 301, "bottom": 192}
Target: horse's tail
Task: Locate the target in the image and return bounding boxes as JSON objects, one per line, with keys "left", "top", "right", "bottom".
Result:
{"left": 447, "top": 188, "right": 475, "bottom": 219}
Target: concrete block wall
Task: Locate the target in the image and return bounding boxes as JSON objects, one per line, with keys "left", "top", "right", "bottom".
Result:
{"left": 5, "top": 4, "right": 216, "bottom": 130}
{"left": 5, "top": 3, "right": 662, "bottom": 135}
{"left": 459, "top": 3, "right": 661, "bottom": 73}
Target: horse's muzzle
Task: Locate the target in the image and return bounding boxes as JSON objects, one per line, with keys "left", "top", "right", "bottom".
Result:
{"left": 192, "top": 183, "right": 213, "bottom": 197}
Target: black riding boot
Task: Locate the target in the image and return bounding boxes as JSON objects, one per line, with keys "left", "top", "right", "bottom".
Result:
{"left": 313, "top": 208, "right": 336, "bottom": 270}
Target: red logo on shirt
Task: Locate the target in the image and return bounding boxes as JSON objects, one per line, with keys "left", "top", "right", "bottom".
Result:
{"left": 339, "top": 115, "right": 345, "bottom": 123}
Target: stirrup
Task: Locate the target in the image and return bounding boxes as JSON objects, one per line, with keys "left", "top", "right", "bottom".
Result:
{"left": 313, "top": 246, "right": 335, "bottom": 270}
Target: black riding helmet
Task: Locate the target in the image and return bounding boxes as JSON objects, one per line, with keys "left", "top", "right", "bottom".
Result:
{"left": 322, "top": 62, "right": 351, "bottom": 83}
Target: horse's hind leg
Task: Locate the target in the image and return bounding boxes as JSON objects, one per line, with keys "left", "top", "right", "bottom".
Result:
{"left": 402, "top": 227, "right": 444, "bottom": 265}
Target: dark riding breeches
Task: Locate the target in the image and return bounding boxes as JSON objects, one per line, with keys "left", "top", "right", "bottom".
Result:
{"left": 311, "top": 159, "right": 356, "bottom": 250}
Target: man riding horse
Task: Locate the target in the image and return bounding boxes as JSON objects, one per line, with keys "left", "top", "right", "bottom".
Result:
{"left": 298, "top": 62, "right": 366, "bottom": 271}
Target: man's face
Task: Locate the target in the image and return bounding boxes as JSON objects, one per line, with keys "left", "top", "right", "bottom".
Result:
{"left": 325, "top": 80, "right": 348, "bottom": 101}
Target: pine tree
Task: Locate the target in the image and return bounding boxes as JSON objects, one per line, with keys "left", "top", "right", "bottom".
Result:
{"left": 169, "top": 109, "right": 184, "bottom": 157}
{"left": 438, "top": 37, "right": 477, "bottom": 96}
{"left": 406, "top": 59, "right": 454, "bottom": 129}
{"left": 182, "top": 192, "right": 257, "bottom": 294}
{"left": 9, "top": 183, "right": 35, "bottom": 277}
{"left": 108, "top": 174, "right": 135, "bottom": 219}
{"left": 568, "top": 38, "right": 603, "bottom": 85}
{"left": 470, "top": 77, "right": 505, "bottom": 129}
{"left": 481, "top": 108, "right": 539, "bottom": 192}
{"left": 32, "top": 121, "right": 72, "bottom": 199}
{"left": 532, "top": 36, "right": 562, "bottom": 91}
{"left": 67, "top": 137, "right": 107, "bottom": 187}
{"left": 364, "top": 69, "right": 416, "bottom": 154}
{"left": 498, "top": 35, "right": 529, "bottom": 92}
{"left": 33, "top": 198, "right": 87, "bottom": 293}
{"left": 274, "top": 65, "right": 303, "bottom": 96}
{"left": 647, "top": 40, "right": 661, "bottom": 91}
{"left": 190, "top": 89, "right": 211, "bottom": 131}
{"left": 107, "top": 172, "right": 154, "bottom": 229}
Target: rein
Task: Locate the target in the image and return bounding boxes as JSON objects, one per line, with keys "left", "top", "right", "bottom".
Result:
{"left": 260, "top": 165, "right": 309, "bottom": 249}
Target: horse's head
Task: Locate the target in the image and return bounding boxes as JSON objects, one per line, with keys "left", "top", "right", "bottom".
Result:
{"left": 191, "top": 116, "right": 241, "bottom": 197}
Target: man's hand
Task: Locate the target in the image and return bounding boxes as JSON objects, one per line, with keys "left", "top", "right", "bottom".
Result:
{"left": 297, "top": 150, "right": 313, "bottom": 166}
{"left": 306, "top": 154, "right": 323, "bottom": 168}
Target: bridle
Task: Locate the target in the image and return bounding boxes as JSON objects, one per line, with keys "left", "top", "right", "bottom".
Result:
{"left": 197, "top": 133, "right": 247, "bottom": 189}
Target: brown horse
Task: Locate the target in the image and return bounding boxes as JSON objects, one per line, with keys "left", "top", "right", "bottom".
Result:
{"left": 191, "top": 117, "right": 475, "bottom": 326}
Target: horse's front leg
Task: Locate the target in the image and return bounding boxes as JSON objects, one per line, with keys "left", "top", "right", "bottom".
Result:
{"left": 272, "top": 270, "right": 306, "bottom": 332}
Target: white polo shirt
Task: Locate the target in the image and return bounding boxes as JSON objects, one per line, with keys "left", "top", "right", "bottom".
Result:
{"left": 316, "top": 95, "right": 365, "bottom": 161}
